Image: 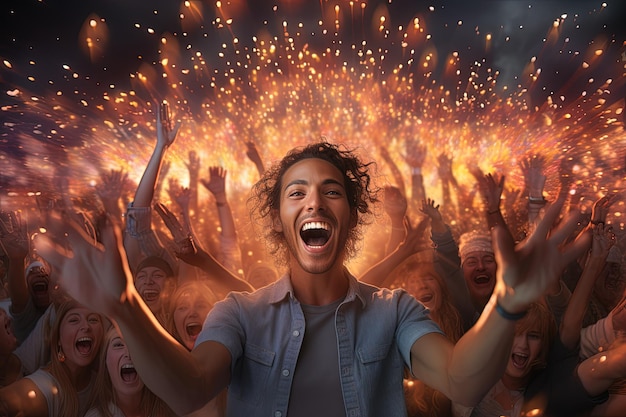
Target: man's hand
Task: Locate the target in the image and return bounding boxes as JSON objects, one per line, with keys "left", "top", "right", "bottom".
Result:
{"left": 34, "top": 212, "right": 131, "bottom": 318}
{"left": 492, "top": 195, "right": 587, "bottom": 313}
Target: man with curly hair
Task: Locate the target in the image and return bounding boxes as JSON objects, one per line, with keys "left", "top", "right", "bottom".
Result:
{"left": 38, "top": 140, "right": 584, "bottom": 417}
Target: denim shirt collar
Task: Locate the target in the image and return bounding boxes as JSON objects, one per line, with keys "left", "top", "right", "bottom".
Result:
{"left": 268, "top": 269, "right": 367, "bottom": 308}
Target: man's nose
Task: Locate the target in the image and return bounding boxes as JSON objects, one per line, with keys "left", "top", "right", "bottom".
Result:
{"left": 306, "top": 189, "right": 325, "bottom": 211}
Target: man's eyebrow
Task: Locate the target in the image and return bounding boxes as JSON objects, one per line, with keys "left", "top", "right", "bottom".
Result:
{"left": 284, "top": 179, "right": 307, "bottom": 190}
{"left": 322, "top": 178, "right": 345, "bottom": 187}
{"left": 284, "top": 178, "right": 344, "bottom": 190}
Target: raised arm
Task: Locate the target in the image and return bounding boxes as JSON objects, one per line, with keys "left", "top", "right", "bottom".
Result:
{"left": 379, "top": 146, "right": 407, "bottom": 197}
{"left": 382, "top": 185, "right": 408, "bottom": 255}
{"left": 403, "top": 138, "right": 427, "bottom": 209}
{"left": 245, "top": 140, "right": 265, "bottom": 177}
{"left": 519, "top": 154, "right": 547, "bottom": 228}
{"left": 359, "top": 216, "right": 430, "bottom": 288}
{"left": 560, "top": 195, "right": 616, "bottom": 349}
{"left": 155, "top": 202, "right": 253, "bottom": 294}
{"left": 200, "top": 166, "right": 237, "bottom": 242}
{"left": 133, "top": 102, "right": 180, "bottom": 207}
{"left": 94, "top": 169, "right": 130, "bottom": 226}
{"left": 420, "top": 198, "right": 477, "bottom": 330}
{"left": 560, "top": 221, "right": 613, "bottom": 350}
{"left": 34, "top": 212, "right": 231, "bottom": 416}
{"left": 409, "top": 172, "right": 588, "bottom": 407}
{"left": 200, "top": 166, "right": 244, "bottom": 274}
{"left": 436, "top": 152, "right": 458, "bottom": 216}
{"left": 167, "top": 178, "right": 193, "bottom": 232}
{"left": 0, "top": 211, "right": 30, "bottom": 314}
{"left": 124, "top": 102, "right": 180, "bottom": 271}
{"left": 184, "top": 150, "right": 201, "bottom": 215}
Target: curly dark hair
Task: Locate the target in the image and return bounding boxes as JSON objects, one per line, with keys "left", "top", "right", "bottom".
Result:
{"left": 248, "top": 141, "right": 379, "bottom": 266}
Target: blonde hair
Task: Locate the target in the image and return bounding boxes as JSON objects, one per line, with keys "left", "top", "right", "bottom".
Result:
{"left": 47, "top": 299, "right": 105, "bottom": 417}
{"left": 166, "top": 281, "right": 219, "bottom": 349}
{"left": 396, "top": 260, "right": 464, "bottom": 343}
{"left": 86, "top": 327, "right": 176, "bottom": 417}
{"left": 516, "top": 302, "right": 557, "bottom": 372}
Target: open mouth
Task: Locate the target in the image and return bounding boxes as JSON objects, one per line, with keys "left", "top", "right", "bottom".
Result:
{"left": 511, "top": 352, "right": 529, "bottom": 369}
{"left": 142, "top": 290, "right": 160, "bottom": 302}
{"left": 76, "top": 337, "right": 93, "bottom": 355}
{"left": 32, "top": 281, "right": 49, "bottom": 294}
{"left": 186, "top": 323, "right": 202, "bottom": 337}
{"left": 418, "top": 294, "right": 433, "bottom": 303}
{"left": 120, "top": 364, "right": 138, "bottom": 382}
{"left": 300, "top": 221, "right": 331, "bottom": 248}
{"left": 473, "top": 275, "right": 491, "bottom": 285}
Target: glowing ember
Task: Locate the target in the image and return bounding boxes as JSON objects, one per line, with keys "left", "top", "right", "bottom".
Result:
{"left": 0, "top": 1, "right": 625, "bottom": 272}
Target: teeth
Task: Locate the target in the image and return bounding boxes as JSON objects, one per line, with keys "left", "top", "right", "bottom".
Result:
{"left": 122, "top": 364, "right": 135, "bottom": 370}
{"left": 142, "top": 290, "right": 160, "bottom": 300}
{"left": 78, "top": 337, "right": 92, "bottom": 343}
{"left": 301, "top": 221, "right": 330, "bottom": 232}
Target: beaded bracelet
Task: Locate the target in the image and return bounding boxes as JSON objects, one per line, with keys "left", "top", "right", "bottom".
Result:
{"left": 495, "top": 301, "right": 527, "bottom": 321}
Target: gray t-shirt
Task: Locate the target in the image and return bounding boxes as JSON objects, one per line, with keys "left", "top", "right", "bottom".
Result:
{"left": 288, "top": 298, "right": 345, "bottom": 416}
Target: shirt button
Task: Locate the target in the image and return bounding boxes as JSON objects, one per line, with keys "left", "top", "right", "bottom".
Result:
{"left": 292, "top": 330, "right": 300, "bottom": 337}
{"left": 282, "top": 369, "right": 290, "bottom": 377}
{"left": 274, "top": 412, "right": 282, "bottom": 417}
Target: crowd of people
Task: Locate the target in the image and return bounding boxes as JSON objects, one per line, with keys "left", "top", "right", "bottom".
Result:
{"left": 0, "top": 102, "right": 625, "bottom": 417}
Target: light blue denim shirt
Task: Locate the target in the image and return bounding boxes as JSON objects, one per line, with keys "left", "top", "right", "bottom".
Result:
{"left": 196, "top": 271, "right": 442, "bottom": 417}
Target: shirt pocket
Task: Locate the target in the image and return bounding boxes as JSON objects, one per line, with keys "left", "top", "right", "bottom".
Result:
{"left": 357, "top": 343, "right": 402, "bottom": 395}
{"left": 231, "top": 343, "right": 275, "bottom": 405}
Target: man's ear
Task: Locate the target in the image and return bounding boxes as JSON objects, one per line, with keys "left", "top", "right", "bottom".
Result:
{"left": 271, "top": 209, "right": 283, "bottom": 232}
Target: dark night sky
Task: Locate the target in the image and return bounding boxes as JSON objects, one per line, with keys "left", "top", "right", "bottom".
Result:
{"left": 0, "top": 1, "right": 624, "bottom": 222}
{"left": 1, "top": 0, "right": 624, "bottom": 102}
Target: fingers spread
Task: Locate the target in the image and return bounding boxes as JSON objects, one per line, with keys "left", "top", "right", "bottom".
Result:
{"left": 33, "top": 232, "right": 73, "bottom": 270}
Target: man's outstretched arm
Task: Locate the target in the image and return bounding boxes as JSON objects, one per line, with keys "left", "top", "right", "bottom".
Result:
{"left": 36, "top": 212, "right": 231, "bottom": 415}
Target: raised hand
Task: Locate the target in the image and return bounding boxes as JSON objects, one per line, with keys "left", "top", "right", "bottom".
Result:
{"left": 0, "top": 211, "right": 30, "bottom": 261}
{"left": 154, "top": 202, "right": 196, "bottom": 260}
{"left": 200, "top": 166, "right": 228, "bottom": 199}
{"left": 399, "top": 216, "right": 431, "bottom": 255}
{"left": 589, "top": 222, "right": 615, "bottom": 261}
{"left": 34, "top": 212, "right": 131, "bottom": 318}
{"left": 419, "top": 198, "right": 442, "bottom": 221}
{"left": 437, "top": 153, "right": 454, "bottom": 181}
{"left": 185, "top": 150, "right": 201, "bottom": 177}
{"left": 95, "top": 169, "right": 129, "bottom": 217}
{"left": 383, "top": 185, "right": 408, "bottom": 222}
{"left": 403, "top": 138, "right": 427, "bottom": 169}
{"left": 476, "top": 173, "right": 505, "bottom": 213}
{"left": 519, "top": 154, "right": 546, "bottom": 199}
{"left": 245, "top": 141, "right": 263, "bottom": 167}
{"left": 156, "top": 101, "right": 181, "bottom": 149}
{"left": 492, "top": 194, "right": 588, "bottom": 314}
{"left": 167, "top": 178, "right": 191, "bottom": 213}
{"left": 590, "top": 194, "right": 618, "bottom": 226}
